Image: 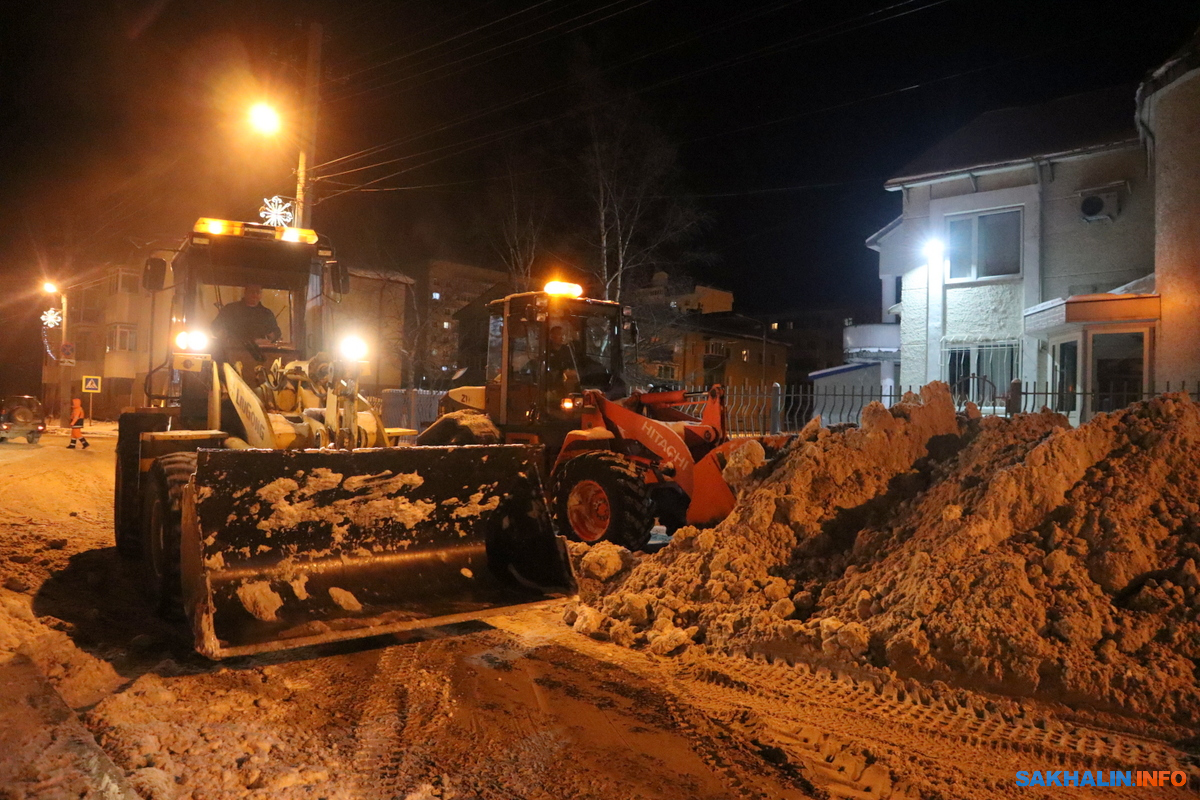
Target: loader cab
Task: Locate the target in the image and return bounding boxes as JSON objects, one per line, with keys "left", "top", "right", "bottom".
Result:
{"left": 148, "top": 218, "right": 337, "bottom": 426}
{"left": 166, "top": 219, "right": 335, "bottom": 363}
{"left": 484, "top": 287, "right": 624, "bottom": 432}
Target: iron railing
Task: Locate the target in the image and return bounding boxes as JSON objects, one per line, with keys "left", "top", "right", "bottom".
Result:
{"left": 376, "top": 380, "right": 1197, "bottom": 439}
{"left": 678, "top": 380, "right": 1200, "bottom": 437}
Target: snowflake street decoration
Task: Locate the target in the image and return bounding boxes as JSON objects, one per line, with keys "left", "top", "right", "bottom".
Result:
{"left": 41, "top": 308, "right": 62, "bottom": 329}
{"left": 260, "top": 196, "right": 294, "bottom": 227}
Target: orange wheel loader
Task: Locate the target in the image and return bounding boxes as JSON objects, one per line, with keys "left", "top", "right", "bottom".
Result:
{"left": 421, "top": 282, "right": 765, "bottom": 551}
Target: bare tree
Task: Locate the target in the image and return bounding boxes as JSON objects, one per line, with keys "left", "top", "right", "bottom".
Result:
{"left": 580, "top": 92, "right": 704, "bottom": 303}
{"left": 490, "top": 149, "right": 548, "bottom": 293}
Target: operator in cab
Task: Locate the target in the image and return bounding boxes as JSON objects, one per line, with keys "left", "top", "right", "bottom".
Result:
{"left": 212, "top": 284, "right": 281, "bottom": 384}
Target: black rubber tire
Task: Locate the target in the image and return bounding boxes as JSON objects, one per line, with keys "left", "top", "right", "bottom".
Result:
{"left": 141, "top": 451, "right": 197, "bottom": 614}
{"left": 25, "top": 434, "right": 40, "bottom": 445}
{"left": 115, "top": 412, "right": 169, "bottom": 558}
{"left": 416, "top": 410, "right": 501, "bottom": 445}
{"left": 550, "top": 451, "right": 653, "bottom": 551}
{"left": 9, "top": 406, "right": 33, "bottom": 424}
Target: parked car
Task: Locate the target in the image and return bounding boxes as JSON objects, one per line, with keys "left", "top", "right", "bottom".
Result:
{"left": 0, "top": 396, "right": 47, "bottom": 444}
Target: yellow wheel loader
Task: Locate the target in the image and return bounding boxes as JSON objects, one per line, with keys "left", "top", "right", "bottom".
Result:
{"left": 115, "top": 219, "right": 574, "bottom": 659}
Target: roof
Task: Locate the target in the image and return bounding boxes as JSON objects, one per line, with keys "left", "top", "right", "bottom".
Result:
{"left": 347, "top": 266, "right": 414, "bottom": 284}
{"left": 1139, "top": 27, "right": 1200, "bottom": 102}
{"left": 865, "top": 216, "right": 903, "bottom": 251}
{"left": 887, "top": 84, "right": 1139, "bottom": 188}
{"left": 808, "top": 362, "right": 873, "bottom": 379}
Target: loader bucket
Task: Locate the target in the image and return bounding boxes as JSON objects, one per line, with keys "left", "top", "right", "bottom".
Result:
{"left": 180, "top": 445, "right": 576, "bottom": 659}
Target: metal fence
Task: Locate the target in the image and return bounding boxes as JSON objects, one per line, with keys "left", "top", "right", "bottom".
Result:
{"left": 373, "top": 380, "right": 1199, "bottom": 440}
{"left": 375, "top": 389, "right": 442, "bottom": 436}
{"left": 686, "top": 380, "right": 1200, "bottom": 437}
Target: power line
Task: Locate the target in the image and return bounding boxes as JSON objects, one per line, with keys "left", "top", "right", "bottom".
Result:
{"left": 311, "top": 0, "right": 817, "bottom": 174}
{"left": 327, "top": 0, "right": 651, "bottom": 105}
{"left": 321, "top": 0, "right": 560, "bottom": 90}
{"left": 313, "top": 0, "right": 958, "bottom": 187}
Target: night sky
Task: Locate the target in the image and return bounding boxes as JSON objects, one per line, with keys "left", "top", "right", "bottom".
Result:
{"left": 1, "top": 0, "right": 1197, "bottom": 394}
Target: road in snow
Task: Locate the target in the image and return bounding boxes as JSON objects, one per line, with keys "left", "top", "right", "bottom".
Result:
{"left": 0, "top": 433, "right": 1194, "bottom": 799}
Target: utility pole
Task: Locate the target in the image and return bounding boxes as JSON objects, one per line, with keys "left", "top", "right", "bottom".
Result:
{"left": 294, "top": 22, "right": 322, "bottom": 228}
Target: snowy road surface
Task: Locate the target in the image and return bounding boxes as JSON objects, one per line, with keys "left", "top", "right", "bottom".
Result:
{"left": 0, "top": 434, "right": 1195, "bottom": 798}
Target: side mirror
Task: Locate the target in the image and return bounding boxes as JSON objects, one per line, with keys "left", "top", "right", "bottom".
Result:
{"left": 331, "top": 261, "right": 350, "bottom": 295}
{"left": 143, "top": 257, "right": 167, "bottom": 291}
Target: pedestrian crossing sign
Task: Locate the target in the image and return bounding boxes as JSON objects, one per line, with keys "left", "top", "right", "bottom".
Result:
{"left": 82, "top": 376, "right": 102, "bottom": 393}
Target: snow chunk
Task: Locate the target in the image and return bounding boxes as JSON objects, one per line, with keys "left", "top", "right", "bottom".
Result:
{"left": 328, "top": 587, "right": 362, "bottom": 612}
{"left": 236, "top": 581, "right": 284, "bottom": 622}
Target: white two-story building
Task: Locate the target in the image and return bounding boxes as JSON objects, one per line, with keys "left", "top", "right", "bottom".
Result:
{"left": 870, "top": 33, "right": 1200, "bottom": 422}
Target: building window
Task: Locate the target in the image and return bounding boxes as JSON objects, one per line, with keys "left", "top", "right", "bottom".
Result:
{"left": 69, "top": 285, "right": 103, "bottom": 324}
{"left": 106, "top": 323, "right": 137, "bottom": 352}
{"left": 704, "top": 340, "right": 728, "bottom": 357}
{"left": 442, "top": 321, "right": 451, "bottom": 329}
{"left": 943, "top": 341, "right": 1018, "bottom": 406}
{"left": 431, "top": 291, "right": 441, "bottom": 300}
{"left": 741, "top": 349, "right": 749, "bottom": 362}
{"left": 947, "top": 208, "right": 1021, "bottom": 280}
{"left": 108, "top": 271, "right": 138, "bottom": 294}
{"left": 770, "top": 322, "right": 779, "bottom": 330}
{"left": 655, "top": 364, "right": 677, "bottom": 380}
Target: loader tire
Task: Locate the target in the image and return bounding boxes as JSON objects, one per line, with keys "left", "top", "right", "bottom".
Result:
{"left": 550, "top": 451, "right": 653, "bottom": 551}
{"left": 141, "top": 451, "right": 197, "bottom": 614}
{"left": 115, "top": 412, "right": 169, "bottom": 558}
{"left": 417, "top": 410, "right": 501, "bottom": 445}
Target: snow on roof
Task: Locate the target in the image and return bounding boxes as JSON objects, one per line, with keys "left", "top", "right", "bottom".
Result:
{"left": 808, "top": 362, "right": 873, "bottom": 379}
{"left": 887, "top": 84, "right": 1139, "bottom": 188}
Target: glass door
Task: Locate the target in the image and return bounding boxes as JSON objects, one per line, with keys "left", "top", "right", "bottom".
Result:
{"left": 1049, "top": 335, "right": 1081, "bottom": 426}
{"left": 1089, "top": 331, "right": 1145, "bottom": 414}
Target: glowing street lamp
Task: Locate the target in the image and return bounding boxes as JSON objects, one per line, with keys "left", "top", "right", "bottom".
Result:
{"left": 248, "top": 102, "right": 281, "bottom": 135}
{"left": 42, "top": 282, "right": 68, "bottom": 343}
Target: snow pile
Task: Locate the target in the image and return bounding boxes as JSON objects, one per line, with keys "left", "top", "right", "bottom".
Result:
{"left": 567, "top": 383, "right": 962, "bottom": 658}
{"left": 572, "top": 387, "right": 1200, "bottom": 723}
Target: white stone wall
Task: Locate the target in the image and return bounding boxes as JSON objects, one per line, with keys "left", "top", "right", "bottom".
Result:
{"left": 899, "top": 264, "right": 927, "bottom": 389}
{"left": 1146, "top": 67, "right": 1200, "bottom": 385}
{"left": 944, "top": 282, "right": 1024, "bottom": 342}
{"left": 1040, "top": 147, "right": 1153, "bottom": 301}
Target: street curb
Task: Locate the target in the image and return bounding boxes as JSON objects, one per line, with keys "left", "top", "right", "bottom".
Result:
{"left": 0, "top": 654, "right": 140, "bottom": 798}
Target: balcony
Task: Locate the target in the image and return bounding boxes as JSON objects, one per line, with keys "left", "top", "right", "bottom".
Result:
{"left": 844, "top": 323, "right": 899, "bottom": 362}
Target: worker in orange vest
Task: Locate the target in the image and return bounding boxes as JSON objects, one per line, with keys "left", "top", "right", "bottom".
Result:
{"left": 67, "top": 398, "right": 89, "bottom": 450}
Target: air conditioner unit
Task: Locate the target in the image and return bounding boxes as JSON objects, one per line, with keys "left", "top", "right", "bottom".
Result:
{"left": 1079, "top": 190, "right": 1120, "bottom": 222}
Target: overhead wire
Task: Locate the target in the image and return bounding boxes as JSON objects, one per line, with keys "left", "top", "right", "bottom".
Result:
{"left": 315, "top": 0, "right": 656, "bottom": 173}
{"left": 320, "top": 0, "right": 560, "bottom": 90}
{"left": 312, "top": 0, "right": 811, "bottom": 173}
{"left": 313, "top": 0, "right": 960, "bottom": 189}
{"left": 321, "top": 27, "right": 1113, "bottom": 202}
{"left": 327, "top": 0, "right": 649, "bottom": 105}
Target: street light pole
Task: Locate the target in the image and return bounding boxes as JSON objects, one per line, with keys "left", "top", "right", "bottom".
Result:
{"left": 294, "top": 22, "right": 322, "bottom": 228}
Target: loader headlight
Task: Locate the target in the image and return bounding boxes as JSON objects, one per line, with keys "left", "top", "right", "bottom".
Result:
{"left": 560, "top": 394, "right": 583, "bottom": 411}
{"left": 339, "top": 335, "right": 368, "bottom": 361}
{"left": 174, "top": 330, "right": 209, "bottom": 351}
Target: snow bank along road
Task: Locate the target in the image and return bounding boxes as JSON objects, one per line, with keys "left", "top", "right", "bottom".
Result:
{"left": 0, "top": 432, "right": 1195, "bottom": 799}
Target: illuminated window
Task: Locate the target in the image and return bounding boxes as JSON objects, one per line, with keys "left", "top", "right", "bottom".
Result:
{"left": 770, "top": 322, "right": 779, "bottom": 330}
{"left": 741, "top": 349, "right": 749, "bottom": 362}
{"left": 431, "top": 291, "right": 441, "bottom": 300}
{"left": 106, "top": 323, "right": 138, "bottom": 352}
{"left": 946, "top": 208, "right": 1021, "bottom": 280}
{"left": 442, "top": 321, "right": 451, "bottom": 329}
